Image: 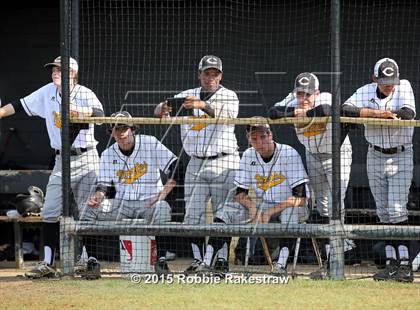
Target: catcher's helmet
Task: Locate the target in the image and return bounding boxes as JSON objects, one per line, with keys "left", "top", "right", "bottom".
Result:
{"left": 9, "top": 186, "right": 44, "bottom": 217}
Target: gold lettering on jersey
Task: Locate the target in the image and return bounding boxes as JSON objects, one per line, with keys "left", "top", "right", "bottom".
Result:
{"left": 53, "top": 111, "right": 62, "bottom": 128}
{"left": 255, "top": 173, "right": 286, "bottom": 191}
{"left": 301, "top": 123, "right": 327, "bottom": 137}
{"left": 189, "top": 115, "right": 209, "bottom": 131}
{"left": 116, "top": 161, "right": 148, "bottom": 184}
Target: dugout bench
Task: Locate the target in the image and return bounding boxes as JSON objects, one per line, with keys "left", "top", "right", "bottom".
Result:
{"left": 0, "top": 215, "right": 43, "bottom": 268}
{"left": 0, "top": 170, "right": 50, "bottom": 268}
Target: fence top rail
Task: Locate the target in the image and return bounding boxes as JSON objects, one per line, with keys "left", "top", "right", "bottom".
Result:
{"left": 71, "top": 116, "right": 420, "bottom": 127}
{"left": 63, "top": 220, "right": 420, "bottom": 240}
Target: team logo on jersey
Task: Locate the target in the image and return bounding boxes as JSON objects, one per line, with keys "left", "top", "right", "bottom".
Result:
{"left": 116, "top": 161, "right": 148, "bottom": 184}
{"left": 53, "top": 111, "right": 62, "bottom": 128}
{"left": 189, "top": 115, "right": 209, "bottom": 131}
{"left": 299, "top": 122, "right": 327, "bottom": 137}
{"left": 255, "top": 173, "right": 286, "bottom": 191}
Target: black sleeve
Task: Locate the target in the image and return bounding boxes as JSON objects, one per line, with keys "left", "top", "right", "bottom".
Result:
{"left": 292, "top": 183, "right": 306, "bottom": 198}
{"left": 91, "top": 107, "right": 105, "bottom": 117}
{"left": 268, "top": 106, "right": 295, "bottom": 119}
{"left": 11, "top": 100, "right": 24, "bottom": 113}
{"left": 340, "top": 123, "right": 350, "bottom": 145}
{"left": 160, "top": 160, "right": 180, "bottom": 184}
{"left": 306, "top": 104, "right": 332, "bottom": 117}
{"left": 235, "top": 187, "right": 249, "bottom": 196}
{"left": 394, "top": 107, "right": 415, "bottom": 120}
{"left": 95, "top": 181, "right": 116, "bottom": 199}
{"left": 342, "top": 105, "right": 361, "bottom": 117}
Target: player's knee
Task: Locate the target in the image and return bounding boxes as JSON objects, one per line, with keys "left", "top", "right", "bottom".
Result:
{"left": 42, "top": 217, "right": 60, "bottom": 223}
{"left": 153, "top": 201, "right": 171, "bottom": 223}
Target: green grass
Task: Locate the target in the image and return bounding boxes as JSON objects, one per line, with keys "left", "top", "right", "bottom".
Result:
{"left": 1, "top": 277, "right": 420, "bottom": 310}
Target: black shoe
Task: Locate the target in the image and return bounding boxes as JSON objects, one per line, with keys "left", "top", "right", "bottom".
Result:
{"left": 395, "top": 264, "right": 414, "bottom": 283}
{"left": 310, "top": 259, "right": 330, "bottom": 280}
{"left": 156, "top": 257, "right": 170, "bottom": 275}
{"left": 213, "top": 258, "right": 229, "bottom": 278}
{"left": 25, "top": 261, "right": 58, "bottom": 279}
{"left": 83, "top": 257, "right": 101, "bottom": 280}
{"left": 373, "top": 259, "right": 399, "bottom": 281}
{"left": 271, "top": 263, "right": 288, "bottom": 277}
{"left": 184, "top": 259, "right": 202, "bottom": 274}
{"left": 214, "top": 258, "right": 229, "bottom": 273}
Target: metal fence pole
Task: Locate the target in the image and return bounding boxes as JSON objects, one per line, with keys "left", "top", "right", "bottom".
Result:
{"left": 71, "top": 0, "right": 79, "bottom": 62}
{"left": 330, "top": 0, "right": 345, "bottom": 280}
{"left": 60, "top": 0, "right": 72, "bottom": 274}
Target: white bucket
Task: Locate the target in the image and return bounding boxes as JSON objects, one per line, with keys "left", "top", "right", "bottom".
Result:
{"left": 120, "top": 235, "right": 157, "bottom": 274}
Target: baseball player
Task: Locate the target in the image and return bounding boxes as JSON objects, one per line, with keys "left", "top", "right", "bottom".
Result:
{"left": 269, "top": 72, "right": 354, "bottom": 279}
{"left": 154, "top": 55, "right": 240, "bottom": 274}
{"left": 220, "top": 122, "right": 309, "bottom": 276}
{"left": 0, "top": 56, "right": 104, "bottom": 278}
{"left": 83, "top": 111, "right": 177, "bottom": 274}
{"left": 343, "top": 58, "right": 416, "bottom": 282}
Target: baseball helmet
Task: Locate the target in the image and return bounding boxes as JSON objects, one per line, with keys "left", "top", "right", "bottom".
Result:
{"left": 9, "top": 186, "right": 44, "bottom": 217}
{"left": 107, "top": 111, "right": 137, "bottom": 134}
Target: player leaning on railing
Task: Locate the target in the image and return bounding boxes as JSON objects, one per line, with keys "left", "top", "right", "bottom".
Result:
{"left": 343, "top": 58, "right": 416, "bottom": 283}
{"left": 0, "top": 56, "right": 104, "bottom": 278}
{"left": 269, "top": 72, "right": 355, "bottom": 280}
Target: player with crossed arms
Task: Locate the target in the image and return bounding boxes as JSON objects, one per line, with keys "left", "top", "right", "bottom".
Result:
{"left": 0, "top": 56, "right": 104, "bottom": 278}
{"left": 343, "top": 58, "right": 416, "bottom": 282}
{"left": 83, "top": 111, "right": 178, "bottom": 274}
{"left": 155, "top": 55, "right": 240, "bottom": 274}
{"left": 269, "top": 72, "right": 354, "bottom": 279}
{"left": 220, "top": 122, "right": 309, "bottom": 276}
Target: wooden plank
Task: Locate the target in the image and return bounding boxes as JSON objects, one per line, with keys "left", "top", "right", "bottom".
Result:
{"left": 0, "top": 216, "right": 42, "bottom": 223}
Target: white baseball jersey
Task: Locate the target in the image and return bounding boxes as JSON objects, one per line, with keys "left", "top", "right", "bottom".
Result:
{"left": 234, "top": 143, "right": 309, "bottom": 204}
{"left": 98, "top": 134, "right": 177, "bottom": 201}
{"left": 175, "top": 85, "right": 239, "bottom": 157}
{"left": 274, "top": 92, "right": 333, "bottom": 154}
{"left": 343, "top": 79, "right": 416, "bottom": 148}
{"left": 20, "top": 83, "right": 103, "bottom": 149}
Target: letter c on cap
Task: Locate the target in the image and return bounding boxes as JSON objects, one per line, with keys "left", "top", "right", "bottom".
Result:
{"left": 382, "top": 67, "right": 394, "bottom": 77}
{"left": 298, "top": 77, "right": 310, "bottom": 86}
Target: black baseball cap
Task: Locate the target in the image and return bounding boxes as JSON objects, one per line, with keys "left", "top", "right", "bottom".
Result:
{"left": 246, "top": 117, "right": 271, "bottom": 133}
{"left": 294, "top": 72, "right": 319, "bottom": 95}
{"left": 373, "top": 58, "right": 400, "bottom": 85}
{"left": 198, "top": 55, "right": 223, "bottom": 72}
{"left": 108, "top": 111, "right": 133, "bottom": 132}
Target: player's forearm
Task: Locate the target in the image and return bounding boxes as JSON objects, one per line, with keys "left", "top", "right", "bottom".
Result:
{"left": 235, "top": 192, "right": 257, "bottom": 210}
{"left": 359, "top": 108, "right": 396, "bottom": 119}
{"left": 268, "top": 196, "right": 306, "bottom": 218}
{"left": 360, "top": 108, "right": 377, "bottom": 118}
{"left": 157, "top": 179, "right": 176, "bottom": 201}
{"left": 0, "top": 103, "right": 16, "bottom": 119}
{"left": 71, "top": 105, "right": 93, "bottom": 117}
{"left": 201, "top": 102, "right": 215, "bottom": 117}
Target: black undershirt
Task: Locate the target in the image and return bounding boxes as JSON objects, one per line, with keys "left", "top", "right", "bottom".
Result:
{"left": 119, "top": 145, "right": 135, "bottom": 157}
{"left": 376, "top": 87, "right": 387, "bottom": 99}
{"left": 199, "top": 86, "right": 221, "bottom": 101}
{"left": 260, "top": 143, "right": 276, "bottom": 163}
